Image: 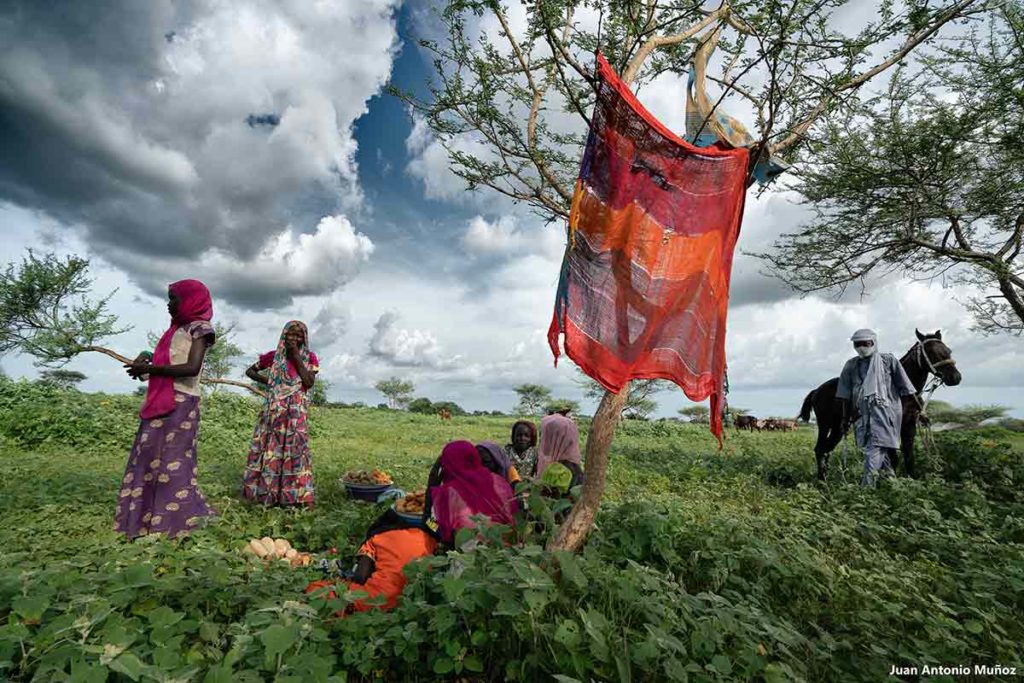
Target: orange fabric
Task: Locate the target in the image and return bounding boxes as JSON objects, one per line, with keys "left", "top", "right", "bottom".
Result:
{"left": 548, "top": 54, "right": 748, "bottom": 444}
{"left": 305, "top": 529, "right": 437, "bottom": 614}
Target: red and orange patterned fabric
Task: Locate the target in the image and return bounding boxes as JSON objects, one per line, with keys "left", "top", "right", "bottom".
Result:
{"left": 548, "top": 54, "right": 749, "bottom": 443}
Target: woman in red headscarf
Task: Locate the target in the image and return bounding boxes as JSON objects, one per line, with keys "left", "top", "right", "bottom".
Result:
{"left": 116, "top": 280, "right": 218, "bottom": 539}
{"left": 425, "top": 441, "right": 519, "bottom": 545}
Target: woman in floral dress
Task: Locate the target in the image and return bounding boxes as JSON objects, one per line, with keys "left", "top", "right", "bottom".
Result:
{"left": 241, "top": 321, "right": 318, "bottom": 507}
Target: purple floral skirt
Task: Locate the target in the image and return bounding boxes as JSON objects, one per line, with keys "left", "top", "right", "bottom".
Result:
{"left": 113, "top": 392, "right": 217, "bottom": 539}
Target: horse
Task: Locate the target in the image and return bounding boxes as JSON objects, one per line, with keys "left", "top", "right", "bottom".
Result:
{"left": 798, "top": 329, "right": 961, "bottom": 481}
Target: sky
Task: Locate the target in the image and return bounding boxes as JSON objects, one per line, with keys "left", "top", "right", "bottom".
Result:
{"left": 1, "top": 0, "right": 1022, "bottom": 421}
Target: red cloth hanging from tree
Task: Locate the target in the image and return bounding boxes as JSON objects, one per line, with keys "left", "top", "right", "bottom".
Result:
{"left": 548, "top": 54, "right": 749, "bottom": 444}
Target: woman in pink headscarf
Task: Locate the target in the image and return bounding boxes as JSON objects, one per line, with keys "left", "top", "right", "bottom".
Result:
{"left": 535, "top": 413, "right": 585, "bottom": 495}
{"left": 116, "top": 280, "right": 218, "bottom": 539}
{"left": 425, "top": 441, "right": 519, "bottom": 544}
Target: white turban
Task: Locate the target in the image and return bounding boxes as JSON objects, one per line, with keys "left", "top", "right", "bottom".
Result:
{"left": 851, "top": 329, "right": 877, "bottom": 343}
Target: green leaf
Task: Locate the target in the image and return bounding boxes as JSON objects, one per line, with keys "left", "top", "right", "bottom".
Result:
{"left": 146, "top": 606, "right": 184, "bottom": 628}
{"left": 554, "top": 619, "right": 581, "bottom": 648}
{"left": 554, "top": 551, "right": 587, "bottom": 590}
{"left": 711, "top": 654, "right": 732, "bottom": 675}
{"left": 107, "top": 652, "right": 147, "bottom": 681}
{"left": 260, "top": 624, "right": 298, "bottom": 660}
{"left": 11, "top": 595, "right": 49, "bottom": 624}
{"left": 203, "top": 663, "right": 234, "bottom": 683}
{"left": 433, "top": 657, "right": 455, "bottom": 674}
{"left": 964, "top": 620, "right": 984, "bottom": 634}
{"left": 464, "top": 654, "right": 484, "bottom": 672}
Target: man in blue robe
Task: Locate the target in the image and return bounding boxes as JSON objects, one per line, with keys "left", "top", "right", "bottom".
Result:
{"left": 836, "top": 329, "right": 916, "bottom": 486}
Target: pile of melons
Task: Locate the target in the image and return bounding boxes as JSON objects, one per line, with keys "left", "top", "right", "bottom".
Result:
{"left": 243, "top": 536, "right": 312, "bottom": 567}
{"left": 396, "top": 489, "right": 426, "bottom": 514}
{"left": 341, "top": 468, "right": 392, "bottom": 485}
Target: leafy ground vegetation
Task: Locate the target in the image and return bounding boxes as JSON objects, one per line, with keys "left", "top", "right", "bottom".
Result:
{"left": 1, "top": 378, "right": 1023, "bottom": 682}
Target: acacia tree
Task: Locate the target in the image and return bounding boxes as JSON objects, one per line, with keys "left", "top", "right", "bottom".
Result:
{"left": 757, "top": 5, "right": 1024, "bottom": 335}
{"left": 514, "top": 383, "right": 552, "bottom": 415}
{"left": 578, "top": 372, "right": 669, "bottom": 419}
{"left": 403, "top": 0, "right": 987, "bottom": 551}
{"left": 679, "top": 405, "right": 711, "bottom": 423}
{"left": 375, "top": 377, "right": 415, "bottom": 409}
{"left": 38, "top": 369, "right": 87, "bottom": 390}
{"left": 0, "top": 251, "right": 265, "bottom": 397}
{"left": 544, "top": 397, "right": 581, "bottom": 415}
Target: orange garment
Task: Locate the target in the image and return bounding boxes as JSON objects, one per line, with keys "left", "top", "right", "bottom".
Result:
{"left": 305, "top": 528, "right": 437, "bottom": 613}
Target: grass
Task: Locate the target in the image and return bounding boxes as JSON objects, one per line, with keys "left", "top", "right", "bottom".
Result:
{"left": 1, "top": 384, "right": 1023, "bottom": 681}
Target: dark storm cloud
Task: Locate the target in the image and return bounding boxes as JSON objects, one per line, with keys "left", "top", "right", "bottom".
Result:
{"left": 0, "top": 0, "right": 399, "bottom": 306}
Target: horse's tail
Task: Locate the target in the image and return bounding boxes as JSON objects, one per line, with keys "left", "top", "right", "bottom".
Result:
{"left": 798, "top": 389, "right": 816, "bottom": 422}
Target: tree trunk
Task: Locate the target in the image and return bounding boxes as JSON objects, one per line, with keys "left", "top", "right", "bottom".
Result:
{"left": 997, "top": 276, "right": 1024, "bottom": 328}
{"left": 547, "top": 385, "right": 628, "bottom": 552}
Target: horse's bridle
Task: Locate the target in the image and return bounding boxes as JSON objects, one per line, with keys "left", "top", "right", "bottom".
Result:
{"left": 911, "top": 339, "right": 957, "bottom": 415}
{"left": 915, "top": 338, "right": 957, "bottom": 378}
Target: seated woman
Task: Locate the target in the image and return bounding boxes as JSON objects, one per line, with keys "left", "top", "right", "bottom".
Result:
{"left": 504, "top": 420, "right": 538, "bottom": 478}
{"left": 476, "top": 441, "right": 520, "bottom": 485}
{"left": 305, "top": 509, "right": 437, "bottom": 613}
{"left": 424, "top": 441, "right": 519, "bottom": 545}
{"left": 536, "top": 413, "right": 585, "bottom": 494}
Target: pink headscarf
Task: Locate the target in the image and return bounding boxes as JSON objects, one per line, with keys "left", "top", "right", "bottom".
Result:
{"left": 535, "top": 413, "right": 581, "bottom": 478}
{"left": 430, "top": 440, "right": 518, "bottom": 543}
{"left": 140, "top": 280, "right": 213, "bottom": 419}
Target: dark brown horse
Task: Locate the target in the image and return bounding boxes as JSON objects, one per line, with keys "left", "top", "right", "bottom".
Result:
{"left": 798, "top": 330, "right": 962, "bottom": 481}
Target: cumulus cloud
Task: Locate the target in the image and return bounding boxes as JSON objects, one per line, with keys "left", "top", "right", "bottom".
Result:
{"left": 462, "top": 215, "right": 565, "bottom": 261}
{"left": 405, "top": 114, "right": 500, "bottom": 203}
{"left": 311, "top": 293, "right": 352, "bottom": 348}
{"left": 101, "top": 215, "right": 374, "bottom": 309}
{"left": 0, "top": 0, "right": 398, "bottom": 305}
{"left": 368, "top": 311, "right": 461, "bottom": 368}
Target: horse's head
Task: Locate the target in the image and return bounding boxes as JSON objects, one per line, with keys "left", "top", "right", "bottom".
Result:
{"left": 915, "top": 329, "right": 962, "bottom": 386}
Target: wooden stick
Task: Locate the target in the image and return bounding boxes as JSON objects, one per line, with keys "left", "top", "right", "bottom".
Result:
{"left": 81, "top": 345, "right": 268, "bottom": 399}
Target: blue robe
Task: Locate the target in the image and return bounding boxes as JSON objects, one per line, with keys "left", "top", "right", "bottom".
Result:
{"left": 836, "top": 353, "right": 915, "bottom": 449}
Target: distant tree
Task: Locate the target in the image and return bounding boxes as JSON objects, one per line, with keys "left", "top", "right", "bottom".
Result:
{"left": 545, "top": 398, "right": 581, "bottom": 416}
{"left": 996, "top": 417, "right": 1024, "bottom": 433}
{"left": 578, "top": 372, "right": 670, "bottom": 420}
{"left": 309, "top": 378, "right": 330, "bottom": 407}
{"left": 623, "top": 397, "right": 658, "bottom": 421}
{"left": 38, "top": 369, "right": 87, "bottom": 390}
{"left": 679, "top": 405, "right": 711, "bottom": 424}
{"left": 927, "top": 401, "right": 1010, "bottom": 427}
{"left": 134, "top": 386, "right": 147, "bottom": 397}
{"left": 432, "top": 400, "right": 467, "bottom": 416}
{"left": 514, "top": 384, "right": 552, "bottom": 415}
{"left": 375, "top": 377, "right": 415, "bottom": 409}
{"left": 407, "top": 397, "right": 435, "bottom": 414}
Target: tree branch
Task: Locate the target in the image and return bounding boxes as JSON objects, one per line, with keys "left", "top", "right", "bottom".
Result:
{"left": 771, "top": 0, "right": 980, "bottom": 154}
{"left": 622, "top": 6, "right": 729, "bottom": 86}
{"left": 80, "top": 345, "right": 267, "bottom": 398}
